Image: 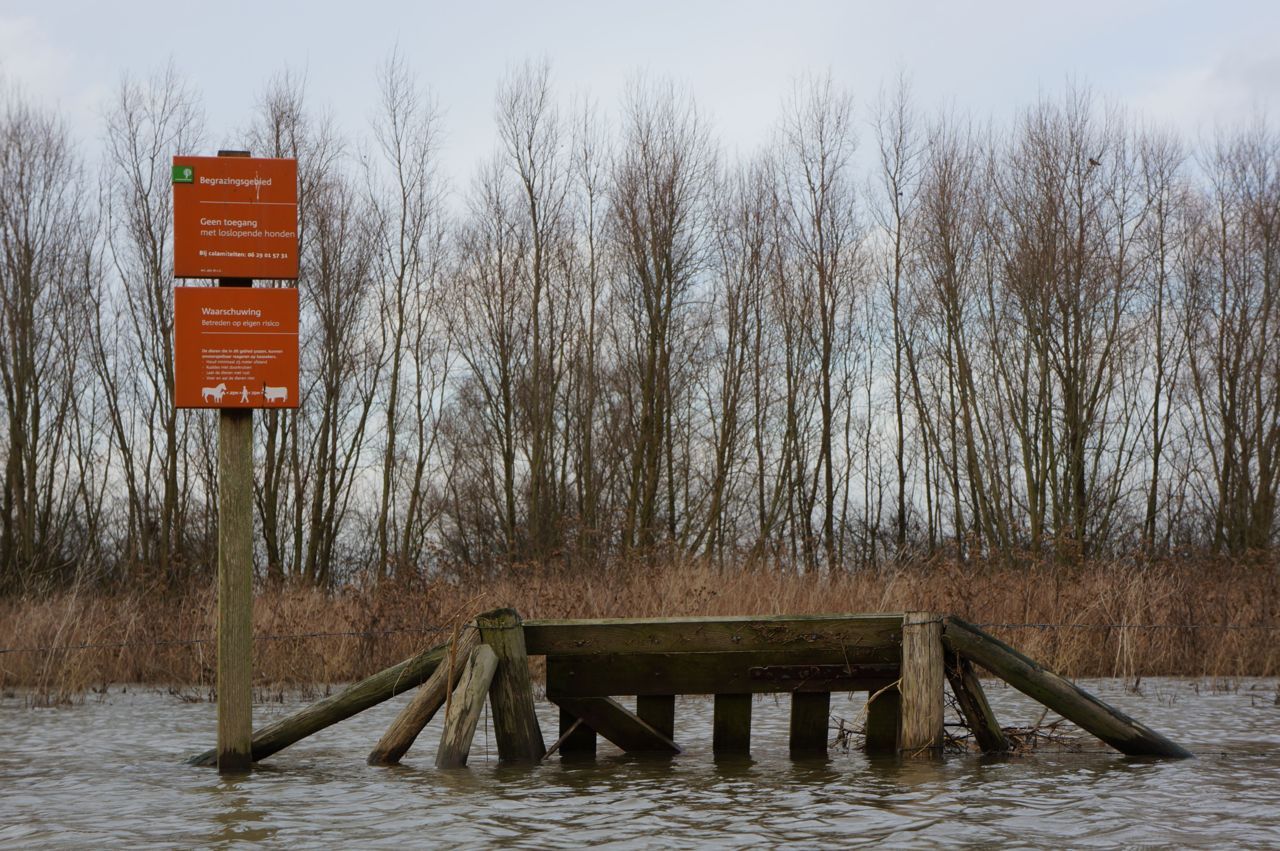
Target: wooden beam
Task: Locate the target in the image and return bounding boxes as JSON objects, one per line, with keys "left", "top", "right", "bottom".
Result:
{"left": 544, "top": 652, "right": 897, "bottom": 698}
{"left": 524, "top": 614, "right": 903, "bottom": 657}
{"left": 789, "top": 692, "right": 830, "bottom": 754}
{"left": 636, "top": 695, "right": 675, "bottom": 741}
{"left": 713, "top": 694, "right": 752, "bottom": 755}
{"left": 187, "top": 639, "right": 450, "bottom": 766}
{"left": 555, "top": 697, "right": 682, "bottom": 754}
{"left": 942, "top": 616, "right": 1192, "bottom": 758}
{"left": 367, "top": 628, "right": 480, "bottom": 765}
{"left": 435, "top": 645, "right": 499, "bottom": 768}
{"left": 900, "top": 612, "right": 944, "bottom": 756}
{"left": 945, "top": 653, "right": 1009, "bottom": 753}
{"left": 476, "top": 608, "right": 546, "bottom": 764}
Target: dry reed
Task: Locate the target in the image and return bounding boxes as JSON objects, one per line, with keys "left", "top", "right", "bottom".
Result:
{"left": 1, "top": 557, "right": 1276, "bottom": 702}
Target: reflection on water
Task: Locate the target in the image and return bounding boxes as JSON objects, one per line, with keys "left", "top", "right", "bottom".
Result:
{"left": 2, "top": 678, "right": 1279, "bottom": 848}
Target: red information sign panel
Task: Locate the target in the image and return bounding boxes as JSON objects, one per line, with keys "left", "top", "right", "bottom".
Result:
{"left": 172, "top": 156, "right": 298, "bottom": 279}
{"left": 174, "top": 287, "right": 299, "bottom": 409}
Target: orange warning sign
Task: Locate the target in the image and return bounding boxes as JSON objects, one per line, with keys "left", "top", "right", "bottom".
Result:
{"left": 173, "top": 156, "right": 298, "bottom": 280}
{"left": 174, "top": 287, "right": 299, "bottom": 409}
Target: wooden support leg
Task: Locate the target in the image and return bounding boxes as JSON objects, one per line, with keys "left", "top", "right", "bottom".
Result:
{"left": 557, "top": 707, "right": 597, "bottom": 756}
{"left": 789, "top": 691, "right": 830, "bottom": 754}
{"left": 367, "top": 629, "right": 480, "bottom": 765}
{"left": 188, "top": 639, "right": 453, "bottom": 767}
{"left": 713, "top": 693, "right": 752, "bottom": 755}
{"left": 636, "top": 694, "right": 675, "bottom": 741}
{"left": 942, "top": 616, "right": 1191, "bottom": 758}
{"left": 945, "top": 653, "right": 1009, "bottom": 753}
{"left": 476, "top": 608, "right": 546, "bottom": 764}
{"left": 900, "top": 612, "right": 944, "bottom": 756}
{"left": 864, "top": 684, "right": 899, "bottom": 754}
{"left": 435, "top": 645, "right": 499, "bottom": 768}
{"left": 555, "top": 697, "right": 681, "bottom": 754}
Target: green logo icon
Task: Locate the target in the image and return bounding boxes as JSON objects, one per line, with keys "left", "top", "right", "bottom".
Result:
{"left": 172, "top": 165, "right": 194, "bottom": 184}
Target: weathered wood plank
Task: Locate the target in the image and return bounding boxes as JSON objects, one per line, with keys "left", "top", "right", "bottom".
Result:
{"left": 545, "top": 651, "right": 897, "bottom": 698}
{"left": 555, "top": 697, "right": 682, "bottom": 754}
{"left": 636, "top": 694, "right": 676, "bottom": 741}
{"left": 524, "top": 614, "right": 903, "bottom": 656}
{"left": 713, "top": 693, "right": 752, "bottom": 754}
{"left": 945, "top": 652, "right": 1009, "bottom": 753}
{"left": 187, "top": 639, "right": 450, "bottom": 767}
{"left": 943, "top": 616, "right": 1192, "bottom": 759}
{"left": 477, "top": 608, "right": 546, "bottom": 764}
{"left": 367, "top": 629, "right": 480, "bottom": 765}
{"left": 435, "top": 645, "right": 499, "bottom": 768}
{"left": 864, "top": 685, "right": 900, "bottom": 754}
{"left": 789, "top": 691, "right": 830, "bottom": 754}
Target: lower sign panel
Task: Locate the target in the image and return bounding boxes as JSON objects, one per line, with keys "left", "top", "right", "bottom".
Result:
{"left": 174, "top": 287, "right": 299, "bottom": 409}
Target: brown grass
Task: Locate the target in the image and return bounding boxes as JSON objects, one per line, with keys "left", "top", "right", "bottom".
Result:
{"left": 1, "top": 557, "right": 1276, "bottom": 702}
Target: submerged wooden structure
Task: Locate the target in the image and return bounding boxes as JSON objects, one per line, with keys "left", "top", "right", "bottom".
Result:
{"left": 188, "top": 609, "right": 1191, "bottom": 768}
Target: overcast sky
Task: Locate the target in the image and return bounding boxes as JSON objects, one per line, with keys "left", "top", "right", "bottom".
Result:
{"left": 3, "top": 0, "right": 1278, "bottom": 180}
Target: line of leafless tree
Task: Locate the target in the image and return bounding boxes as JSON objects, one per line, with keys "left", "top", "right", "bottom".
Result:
{"left": 2, "top": 60, "right": 1278, "bottom": 593}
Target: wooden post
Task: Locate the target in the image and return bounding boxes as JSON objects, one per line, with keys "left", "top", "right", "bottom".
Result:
{"left": 476, "top": 608, "right": 546, "bottom": 763}
{"left": 435, "top": 645, "right": 499, "bottom": 768}
{"left": 215, "top": 149, "right": 254, "bottom": 774}
{"left": 713, "top": 693, "right": 751, "bottom": 755}
{"left": 899, "top": 611, "right": 944, "bottom": 756}
{"left": 789, "top": 692, "right": 830, "bottom": 754}
{"left": 367, "top": 628, "right": 480, "bottom": 765}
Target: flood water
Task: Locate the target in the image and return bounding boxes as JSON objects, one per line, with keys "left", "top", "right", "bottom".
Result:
{"left": 2, "top": 677, "right": 1279, "bottom": 848}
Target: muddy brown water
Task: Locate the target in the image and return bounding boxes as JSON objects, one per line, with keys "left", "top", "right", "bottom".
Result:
{"left": 2, "top": 678, "right": 1279, "bottom": 848}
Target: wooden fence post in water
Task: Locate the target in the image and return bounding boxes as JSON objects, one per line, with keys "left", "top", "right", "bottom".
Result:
{"left": 367, "top": 628, "right": 480, "bottom": 765}
{"left": 476, "top": 608, "right": 546, "bottom": 763}
{"left": 899, "top": 611, "right": 944, "bottom": 756}
{"left": 435, "top": 645, "right": 499, "bottom": 768}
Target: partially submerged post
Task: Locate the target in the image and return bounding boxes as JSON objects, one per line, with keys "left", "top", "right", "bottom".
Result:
{"left": 435, "top": 645, "right": 499, "bottom": 768}
{"left": 367, "top": 629, "right": 480, "bottom": 766}
{"left": 476, "top": 608, "right": 546, "bottom": 763}
{"left": 899, "top": 611, "right": 944, "bottom": 756}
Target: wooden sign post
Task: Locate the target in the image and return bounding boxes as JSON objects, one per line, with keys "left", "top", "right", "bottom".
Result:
{"left": 173, "top": 149, "right": 299, "bottom": 773}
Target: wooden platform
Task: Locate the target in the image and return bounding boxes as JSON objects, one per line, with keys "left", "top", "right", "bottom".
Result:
{"left": 187, "top": 610, "right": 1192, "bottom": 768}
